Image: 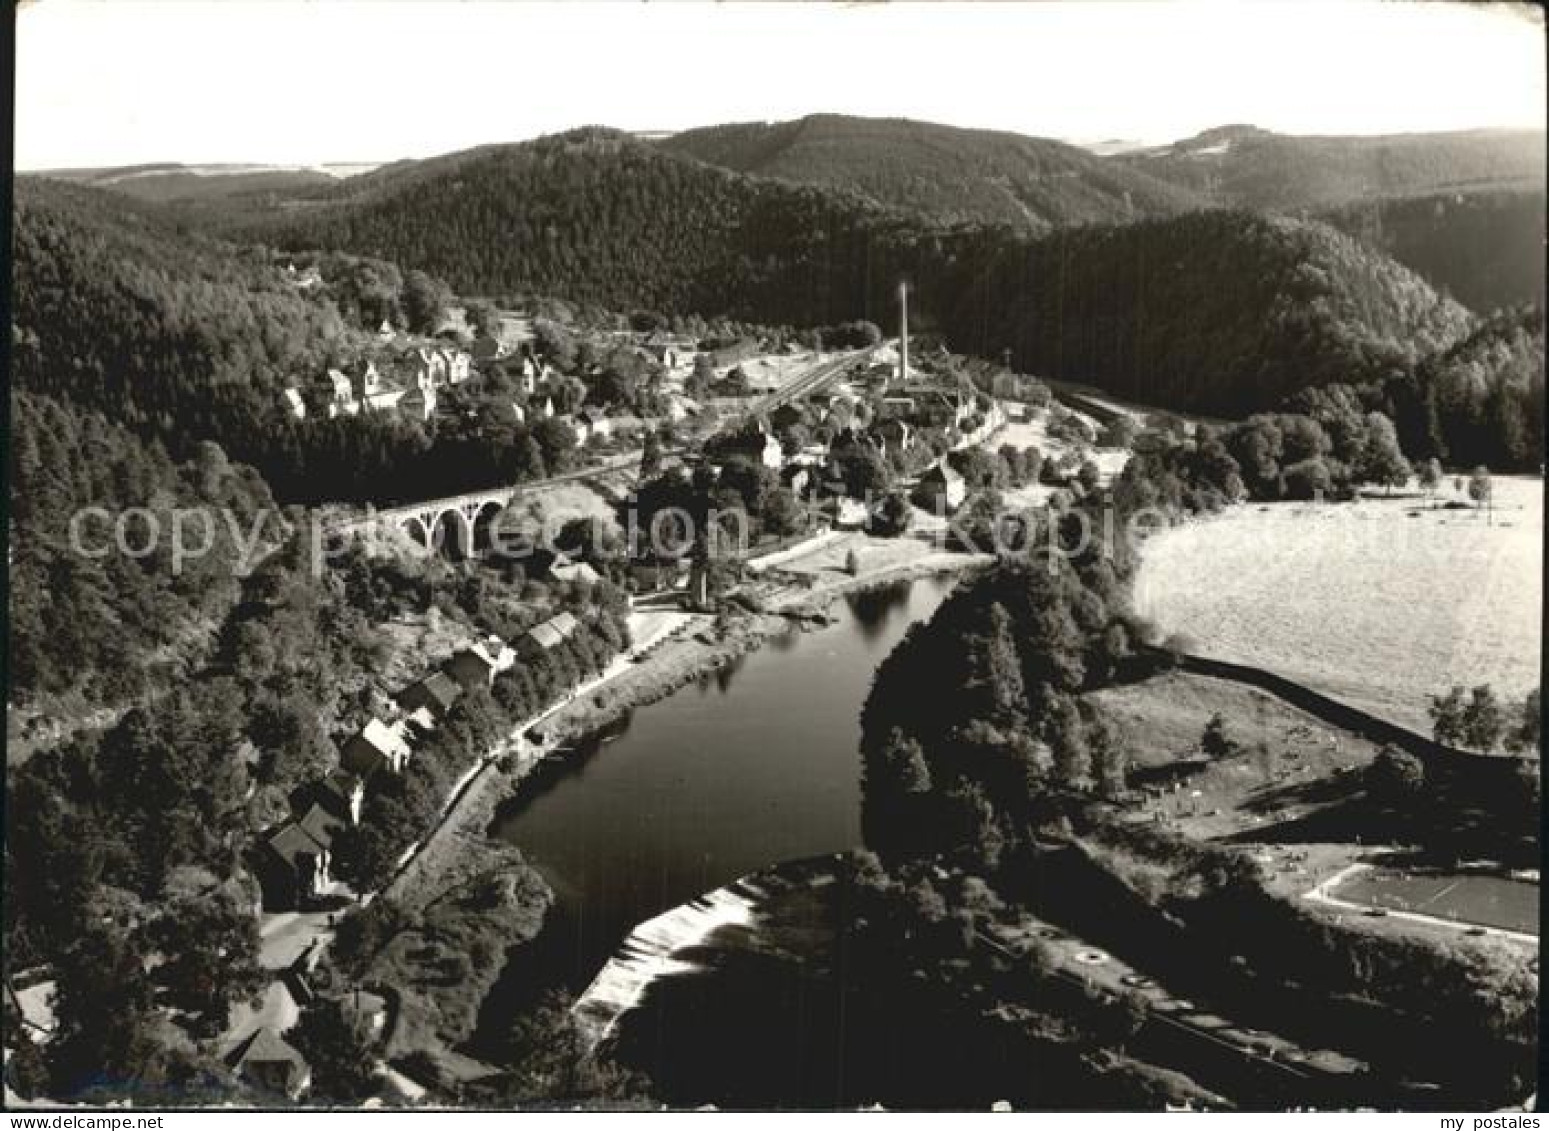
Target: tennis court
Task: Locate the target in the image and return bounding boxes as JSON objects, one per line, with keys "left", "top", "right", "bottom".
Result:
{"left": 1328, "top": 869, "right": 1539, "bottom": 935}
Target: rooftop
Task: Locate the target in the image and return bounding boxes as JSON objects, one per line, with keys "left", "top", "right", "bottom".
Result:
{"left": 227, "top": 1026, "right": 307, "bottom": 1072}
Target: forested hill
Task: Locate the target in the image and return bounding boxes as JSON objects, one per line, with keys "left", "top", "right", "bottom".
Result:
{"left": 1107, "top": 126, "right": 1548, "bottom": 313}
{"left": 12, "top": 178, "right": 352, "bottom": 443}
{"left": 1116, "top": 125, "right": 1546, "bottom": 212}
{"left": 247, "top": 127, "right": 929, "bottom": 320}
{"left": 251, "top": 130, "right": 1472, "bottom": 417}
{"left": 935, "top": 210, "right": 1474, "bottom": 415}
{"left": 1413, "top": 305, "right": 1545, "bottom": 471}
{"left": 1316, "top": 189, "right": 1546, "bottom": 314}
{"left": 25, "top": 163, "right": 345, "bottom": 204}
{"left": 659, "top": 114, "right": 1207, "bottom": 230}
{"left": 657, "top": 117, "right": 1544, "bottom": 312}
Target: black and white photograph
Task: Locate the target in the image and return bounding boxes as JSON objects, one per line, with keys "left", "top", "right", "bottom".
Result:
{"left": 3, "top": 0, "right": 1544, "bottom": 1116}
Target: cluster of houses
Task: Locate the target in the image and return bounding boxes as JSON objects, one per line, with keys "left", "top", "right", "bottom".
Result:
{"left": 256, "top": 613, "right": 589, "bottom": 911}
{"left": 234, "top": 609, "right": 599, "bottom": 1101}
{"left": 278, "top": 330, "right": 693, "bottom": 453}
{"left": 281, "top": 343, "right": 475, "bottom": 423}
{"left": 700, "top": 372, "right": 998, "bottom": 514}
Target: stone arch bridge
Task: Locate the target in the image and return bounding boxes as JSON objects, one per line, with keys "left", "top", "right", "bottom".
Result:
{"left": 324, "top": 454, "right": 646, "bottom": 560}
{"left": 331, "top": 487, "right": 517, "bottom": 558}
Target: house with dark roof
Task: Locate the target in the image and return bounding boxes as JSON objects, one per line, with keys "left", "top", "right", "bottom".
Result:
{"left": 607, "top": 413, "right": 644, "bottom": 438}
{"left": 396, "top": 671, "right": 463, "bottom": 718}
{"left": 444, "top": 637, "right": 516, "bottom": 694}
{"left": 768, "top": 403, "right": 806, "bottom": 432}
{"left": 398, "top": 382, "right": 437, "bottom": 423}
{"left": 642, "top": 330, "right": 687, "bottom": 368}
{"left": 665, "top": 394, "right": 702, "bottom": 422}
{"left": 315, "top": 770, "right": 365, "bottom": 826}
{"left": 783, "top": 465, "right": 815, "bottom": 500}
{"left": 711, "top": 422, "right": 785, "bottom": 472}
{"left": 256, "top": 823, "right": 332, "bottom": 911}
{"left": 873, "top": 417, "right": 915, "bottom": 455}
{"left": 322, "top": 369, "right": 357, "bottom": 418}
{"left": 516, "top": 611, "right": 581, "bottom": 659}
{"left": 296, "top": 803, "right": 344, "bottom": 856}
{"left": 755, "top": 429, "right": 784, "bottom": 470}
{"left": 914, "top": 460, "right": 967, "bottom": 513}
{"left": 471, "top": 333, "right": 505, "bottom": 362}
{"left": 438, "top": 346, "right": 472, "bottom": 385}
{"left": 226, "top": 1027, "right": 311, "bottom": 1100}
{"left": 340, "top": 717, "right": 414, "bottom": 779}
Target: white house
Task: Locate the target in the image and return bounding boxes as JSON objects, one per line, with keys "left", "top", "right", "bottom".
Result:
{"left": 575, "top": 408, "right": 612, "bottom": 444}
{"left": 758, "top": 430, "right": 784, "bottom": 470}
{"left": 399, "top": 383, "right": 437, "bottom": 422}
{"left": 323, "top": 369, "right": 358, "bottom": 418}
{"left": 281, "top": 386, "right": 307, "bottom": 421}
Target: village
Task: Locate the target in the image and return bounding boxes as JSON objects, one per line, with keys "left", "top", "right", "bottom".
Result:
{"left": 190, "top": 289, "right": 1140, "bottom": 1099}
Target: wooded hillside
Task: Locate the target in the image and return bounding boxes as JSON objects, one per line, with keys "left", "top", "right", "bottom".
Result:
{"left": 662, "top": 114, "right": 1205, "bottom": 230}
{"left": 251, "top": 130, "right": 1475, "bottom": 418}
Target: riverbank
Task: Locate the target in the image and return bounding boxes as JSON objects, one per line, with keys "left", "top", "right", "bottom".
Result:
{"left": 581, "top": 852, "right": 1234, "bottom": 1110}
{"left": 541, "top": 546, "right": 988, "bottom": 745}
{"left": 361, "top": 544, "right": 986, "bottom": 1084}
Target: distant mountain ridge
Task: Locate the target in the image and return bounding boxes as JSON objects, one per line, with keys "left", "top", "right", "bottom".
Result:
{"left": 25, "top": 161, "right": 381, "bottom": 205}
{"left": 21, "top": 132, "right": 1532, "bottom": 477}
{"left": 660, "top": 114, "right": 1208, "bottom": 230}
{"left": 1118, "top": 125, "right": 1546, "bottom": 211}
{"left": 36, "top": 116, "right": 1543, "bottom": 221}
{"left": 658, "top": 116, "right": 1546, "bottom": 310}
{"left": 237, "top": 128, "right": 1473, "bottom": 419}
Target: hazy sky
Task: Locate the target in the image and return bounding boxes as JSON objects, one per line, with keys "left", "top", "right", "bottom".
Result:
{"left": 14, "top": 0, "right": 1547, "bottom": 170}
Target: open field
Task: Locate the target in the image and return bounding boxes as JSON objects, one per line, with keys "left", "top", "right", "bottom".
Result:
{"left": 1323, "top": 867, "right": 1539, "bottom": 936}
{"left": 994, "top": 412, "right": 1131, "bottom": 486}
{"left": 735, "top": 350, "right": 823, "bottom": 390}
{"left": 1132, "top": 477, "right": 1542, "bottom": 734}
{"left": 1089, "top": 669, "right": 1387, "bottom": 841}
{"left": 1094, "top": 671, "right": 1540, "bottom": 953}
{"left": 769, "top": 527, "right": 970, "bottom": 585}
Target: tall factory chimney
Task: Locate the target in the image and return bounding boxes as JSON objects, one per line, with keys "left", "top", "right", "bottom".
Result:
{"left": 897, "top": 280, "right": 909, "bottom": 385}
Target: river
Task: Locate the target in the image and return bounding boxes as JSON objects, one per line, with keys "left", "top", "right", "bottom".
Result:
{"left": 481, "top": 576, "right": 955, "bottom": 1016}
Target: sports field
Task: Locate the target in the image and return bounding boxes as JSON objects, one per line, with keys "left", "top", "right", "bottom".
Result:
{"left": 1327, "top": 868, "right": 1539, "bottom": 935}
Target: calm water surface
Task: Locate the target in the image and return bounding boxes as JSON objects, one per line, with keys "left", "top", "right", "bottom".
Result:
{"left": 488, "top": 576, "right": 955, "bottom": 993}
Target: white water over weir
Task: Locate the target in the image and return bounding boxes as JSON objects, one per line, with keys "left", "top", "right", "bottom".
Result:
{"left": 571, "top": 876, "right": 771, "bottom": 1049}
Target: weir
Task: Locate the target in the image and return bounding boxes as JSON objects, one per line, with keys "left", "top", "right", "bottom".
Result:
{"left": 571, "top": 876, "right": 768, "bottom": 1048}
